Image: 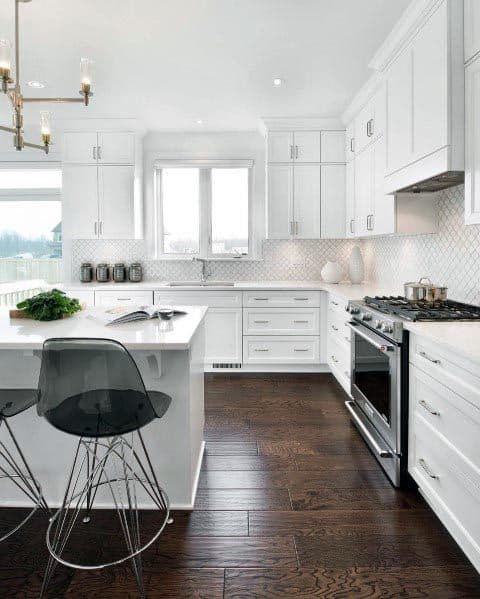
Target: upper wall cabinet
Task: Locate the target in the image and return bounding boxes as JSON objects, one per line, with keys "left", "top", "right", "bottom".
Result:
{"left": 354, "top": 84, "right": 386, "bottom": 155}
{"left": 266, "top": 129, "right": 346, "bottom": 239}
{"left": 465, "top": 0, "right": 480, "bottom": 64}
{"left": 267, "top": 131, "right": 321, "bottom": 163}
{"left": 345, "top": 122, "right": 355, "bottom": 163}
{"left": 63, "top": 131, "right": 135, "bottom": 165}
{"left": 465, "top": 56, "right": 480, "bottom": 224}
{"left": 382, "top": 0, "right": 464, "bottom": 194}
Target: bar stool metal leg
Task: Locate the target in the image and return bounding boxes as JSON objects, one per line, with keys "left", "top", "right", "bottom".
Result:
{"left": 41, "top": 432, "right": 171, "bottom": 598}
{"left": 0, "top": 416, "right": 49, "bottom": 543}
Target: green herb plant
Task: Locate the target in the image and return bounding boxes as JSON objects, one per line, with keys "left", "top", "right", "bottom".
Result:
{"left": 17, "top": 289, "right": 82, "bottom": 321}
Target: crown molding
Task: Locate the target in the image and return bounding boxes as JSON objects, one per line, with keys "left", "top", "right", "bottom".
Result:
{"left": 260, "top": 116, "right": 344, "bottom": 134}
{"left": 56, "top": 117, "right": 146, "bottom": 134}
{"left": 369, "top": 0, "right": 446, "bottom": 72}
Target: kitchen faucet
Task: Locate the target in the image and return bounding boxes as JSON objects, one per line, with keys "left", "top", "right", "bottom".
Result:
{"left": 193, "top": 257, "right": 212, "bottom": 283}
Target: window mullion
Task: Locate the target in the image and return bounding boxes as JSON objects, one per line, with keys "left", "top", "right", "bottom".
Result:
{"left": 199, "top": 168, "right": 212, "bottom": 258}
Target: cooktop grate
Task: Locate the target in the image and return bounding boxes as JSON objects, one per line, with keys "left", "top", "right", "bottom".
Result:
{"left": 364, "top": 296, "right": 480, "bottom": 322}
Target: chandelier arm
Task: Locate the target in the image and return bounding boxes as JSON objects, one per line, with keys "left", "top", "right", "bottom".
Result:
{"left": 23, "top": 97, "right": 85, "bottom": 104}
{"left": 0, "top": 125, "right": 17, "bottom": 134}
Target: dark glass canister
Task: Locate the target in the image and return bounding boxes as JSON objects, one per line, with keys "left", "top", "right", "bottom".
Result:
{"left": 128, "top": 262, "right": 143, "bottom": 282}
{"left": 96, "top": 263, "right": 110, "bottom": 282}
{"left": 113, "top": 263, "right": 127, "bottom": 282}
{"left": 80, "top": 262, "right": 93, "bottom": 283}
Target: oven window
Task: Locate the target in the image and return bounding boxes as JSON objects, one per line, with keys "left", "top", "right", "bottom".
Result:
{"left": 354, "top": 334, "right": 391, "bottom": 424}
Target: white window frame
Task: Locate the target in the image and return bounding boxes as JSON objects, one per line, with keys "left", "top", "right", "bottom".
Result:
{"left": 154, "top": 159, "right": 254, "bottom": 260}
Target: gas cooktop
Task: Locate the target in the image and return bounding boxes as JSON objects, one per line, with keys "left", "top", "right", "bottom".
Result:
{"left": 364, "top": 296, "right": 480, "bottom": 322}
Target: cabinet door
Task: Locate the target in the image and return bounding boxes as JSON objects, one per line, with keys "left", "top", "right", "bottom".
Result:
{"left": 204, "top": 308, "right": 242, "bottom": 364}
{"left": 345, "top": 122, "right": 355, "bottom": 162}
{"left": 63, "top": 132, "right": 98, "bottom": 164}
{"left": 412, "top": 1, "right": 448, "bottom": 162}
{"left": 321, "top": 164, "right": 346, "bottom": 239}
{"left": 465, "top": 0, "right": 480, "bottom": 64}
{"left": 465, "top": 57, "right": 480, "bottom": 224}
{"left": 293, "top": 164, "right": 320, "bottom": 239}
{"left": 98, "top": 165, "right": 136, "bottom": 239}
{"left": 267, "top": 165, "right": 293, "bottom": 239}
{"left": 97, "top": 132, "right": 135, "bottom": 164}
{"left": 354, "top": 147, "right": 373, "bottom": 237}
{"left": 354, "top": 101, "right": 374, "bottom": 155}
{"left": 345, "top": 161, "right": 355, "bottom": 238}
{"left": 62, "top": 165, "right": 99, "bottom": 239}
{"left": 371, "top": 138, "right": 395, "bottom": 235}
{"left": 294, "top": 131, "right": 321, "bottom": 162}
{"left": 267, "top": 131, "right": 294, "bottom": 162}
{"left": 386, "top": 47, "right": 413, "bottom": 174}
{"left": 321, "top": 131, "right": 345, "bottom": 163}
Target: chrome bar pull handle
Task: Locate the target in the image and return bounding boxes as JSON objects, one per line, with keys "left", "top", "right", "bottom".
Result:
{"left": 290, "top": 145, "right": 294, "bottom": 160}
{"left": 419, "top": 351, "right": 441, "bottom": 365}
{"left": 99, "top": 221, "right": 103, "bottom": 236}
{"left": 419, "top": 399, "right": 440, "bottom": 416}
{"left": 350, "top": 137, "right": 355, "bottom": 153}
{"left": 295, "top": 145, "right": 299, "bottom": 159}
{"left": 350, "top": 219, "right": 355, "bottom": 234}
{"left": 295, "top": 221, "right": 299, "bottom": 235}
{"left": 97, "top": 145, "right": 102, "bottom": 160}
{"left": 92, "top": 146, "right": 97, "bottom": 160}
{"left": 419, "top": 458, "right": 438, "bottom": 479}
{"left": 94, "top": 221, "right": 97, "bottom": 236}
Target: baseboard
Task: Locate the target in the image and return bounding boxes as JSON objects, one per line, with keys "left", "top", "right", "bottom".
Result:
{"left": 204, "top": 364, "right": 331, "bottom": 373}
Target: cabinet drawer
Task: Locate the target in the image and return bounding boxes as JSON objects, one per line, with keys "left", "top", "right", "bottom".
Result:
{"left": 243, "top": 336, "right": 320, "bottom": 364}
{"left": 409, "top": 415, "right": 480, "bottom": 554}
{"left": 410, "top": 335, "right": 480, "bottom": 411}
{"left": 327, "top": 335, "right": 351, "bottom": 381}
{"left": 243, "top": 290, "right": 320, "bottom": 308}
{"left": 410, "top": 365, "right": 480, "bottom": 469}
{"left": 65, "top": 289, "right": 95, "bottom": 307}
{"left": 328, "top": 309, "right": 352, "bottom": 347}
{"left": 327, "top": 293, "right": 349, "bottom": 318}
{"left": 243, "top": 308, "right": 319, "bottom": 336}
{"left": 94, "top": 290, "right": 153, "bottom": 306}
{"left": 154, "top": 290, "right": 242, "bottom": 308}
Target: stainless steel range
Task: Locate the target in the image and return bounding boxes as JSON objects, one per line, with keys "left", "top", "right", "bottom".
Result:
{"left": 345, "top": 296, "right": 480, "bottom": 488}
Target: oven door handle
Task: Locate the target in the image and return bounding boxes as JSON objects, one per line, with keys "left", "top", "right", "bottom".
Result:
{"left": 347, "top": 322, "right": 396, "bottom": 353}
{"left": 345, "top": 400, "right": 393, "bottom": 458}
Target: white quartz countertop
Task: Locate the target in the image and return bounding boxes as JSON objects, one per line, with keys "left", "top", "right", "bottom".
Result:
{"left": 0, "top": 306, "right": 207, "bottom": 350}
{"left": 65, "top": 280, "right": 398, "bottom": 296}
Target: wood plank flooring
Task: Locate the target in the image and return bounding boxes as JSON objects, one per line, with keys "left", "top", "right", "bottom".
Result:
{"left": 1, "top": 373, "right": 479, "bottom": 597}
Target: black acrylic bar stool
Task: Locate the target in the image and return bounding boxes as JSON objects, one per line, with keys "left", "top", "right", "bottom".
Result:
{"left": 37, "top": 338, "right": 173, "bottom": 598}
{"left": 0, "top": 388, "right": 49, "bottom": 542}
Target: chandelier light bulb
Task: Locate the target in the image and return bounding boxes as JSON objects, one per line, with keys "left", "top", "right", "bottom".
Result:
{"left": 40, "top": 110, "right": 52, "bottom": 145}
{"left": 80, "top": 58, "right": 93, "bottom": 92}
{"left": 0, "top": 39, "right": 11, "bottom": 71}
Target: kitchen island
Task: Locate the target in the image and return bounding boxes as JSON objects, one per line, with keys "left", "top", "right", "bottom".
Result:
{"left": 0, "top": 306, "right": 207, "bottom": 509}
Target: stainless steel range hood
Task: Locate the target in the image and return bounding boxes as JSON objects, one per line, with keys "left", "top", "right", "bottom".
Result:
{"left": 395, "top": 171, "right": 465, "bottom": 194}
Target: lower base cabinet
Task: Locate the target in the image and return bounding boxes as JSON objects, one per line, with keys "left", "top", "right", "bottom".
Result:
{"left": 205, "top": 308, "right": 242, "bottom": 365}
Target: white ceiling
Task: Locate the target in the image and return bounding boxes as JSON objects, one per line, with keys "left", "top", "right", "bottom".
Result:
{"left": 0, "top": 0, "right": 410, "bottom": 132}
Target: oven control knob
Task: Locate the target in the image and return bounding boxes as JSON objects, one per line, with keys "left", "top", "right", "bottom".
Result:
{"left": 375, "top": 319, "right": 382, "bottom": 329}
{"left": 348, "top": 305, "right": 360, "bottom": 314}
{"left": 361, "top": 312, "right": 372, "bottom": 321}
{"left": 381, "top": 322, "right": 393, "bottom": 334}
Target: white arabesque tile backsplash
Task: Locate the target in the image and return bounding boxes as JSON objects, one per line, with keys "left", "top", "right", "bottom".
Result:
{"left": 71, "top": 185, "right": 480, "bottom": 305}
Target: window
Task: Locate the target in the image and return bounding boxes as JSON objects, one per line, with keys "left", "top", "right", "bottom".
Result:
{"left": 156, "top": 160, "right": 252, "bottom": 258}
{"left": 0, "top": 167, "right": 62, "bottom": 284}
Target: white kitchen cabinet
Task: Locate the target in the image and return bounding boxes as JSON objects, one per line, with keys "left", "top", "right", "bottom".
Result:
{"left": 63, "top": 131, "right": 135, "bottom": 165}
{"left": 321, "top": 164, "right": 346, "bottom": 239}
{"left": 354, "top": 84, "right": 386, "bottom": 155}
{"left": 97, "top": 132, "right": 135, "bottom": 164}
{"left": 243, "top": 307, "right": 320, "bottom": 336}
{"left": 63, "top": 132, "right": 98, "bottom": 164}
{"left": 293, "top": 165, "right": 321, "bottom": 238}
{"left": 267, "top": 164, "right": 320, "bottom": 239}
{"left": 384, "top": 0, "right": 464, "bottom": 193}
{"left": 321, "top": 131, "right": 345, "bottom": 163}
{"left": 95, "top": 290, "right": 154, "bottom": 307}
{"left": 243, "top": 290, "right": 321, "bottom": 308}
{"left": 243, "top": 336, "right": 320, "bottom": 365}
{"left": 465, "top": 56, "right": 480, "bottom": 224}
{"left": 267, "top": 164, "right": 293, "bottom": 239}
{"left": 267, "top": 131, "right": 294, "bottom": 163}
{"left": 98, "top": 166, "right": 136, "bottom": 238}
{"left": 345, "top": 161, "right": 355, "bottom": 238}
{"left": 465, "top": 0, "right": 480, "bottom": 64}
{"left": 64, "top": 288, "right": 95, "bottom": 307}
{"left": 294, "top": 132, "right": 321, "bottom": 163}
{"left": 354, "top": 146, "right": 372, "bottom": 238}
{"left": 62, "top": 165, "right": 99, "bottom": 239}
{"left": 62, "top": 164, "right": 137, "bottom": 239}
{"left": 205, "top": 308, "right": 243, "bottom": 364}
{"left": 345, "top": 122, "right": 355, "bottom": 163}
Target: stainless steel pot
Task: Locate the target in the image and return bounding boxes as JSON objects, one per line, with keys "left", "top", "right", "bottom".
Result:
{"left": 404, "top": 277, "right": 448, "bottom": 302}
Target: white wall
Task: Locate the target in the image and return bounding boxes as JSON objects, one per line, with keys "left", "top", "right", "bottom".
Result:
{"left": 143, "top": 130, "right": 266, "bottom": 258}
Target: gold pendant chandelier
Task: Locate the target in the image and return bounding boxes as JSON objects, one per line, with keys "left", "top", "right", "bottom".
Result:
{"left": 0, "top": 0, "right": 93, "bottom": 154}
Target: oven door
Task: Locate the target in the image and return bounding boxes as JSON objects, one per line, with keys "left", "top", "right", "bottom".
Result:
{"left": 349, "top": 321, "right": 401, "bottom": 453}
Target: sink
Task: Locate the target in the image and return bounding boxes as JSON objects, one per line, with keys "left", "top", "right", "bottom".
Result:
{"left": 167, "top": 281, "right": 235, "bottom": 287}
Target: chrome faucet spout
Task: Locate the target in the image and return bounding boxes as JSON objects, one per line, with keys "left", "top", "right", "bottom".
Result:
{"left": 193, "top": 257, "right": 211, "bottom": 283}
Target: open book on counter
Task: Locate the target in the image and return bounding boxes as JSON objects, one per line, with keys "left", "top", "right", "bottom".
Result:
{"left": 87, "top": 306, "right": 187, "bottom": 326}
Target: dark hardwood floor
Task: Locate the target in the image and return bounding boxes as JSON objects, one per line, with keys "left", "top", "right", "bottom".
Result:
{"left": 1, "top": 373, "right": 480, "bottom": 597}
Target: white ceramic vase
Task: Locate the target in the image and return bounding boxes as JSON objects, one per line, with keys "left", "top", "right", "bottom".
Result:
{"left": 321, "top": 261, "right": 344, "bottom": 284}
{"left": 349, "top": 245, "right": 365, "bottom": 284}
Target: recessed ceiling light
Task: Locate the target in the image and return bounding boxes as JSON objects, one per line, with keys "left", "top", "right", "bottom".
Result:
{"left": 273, "top": 78, "right": 283, "bottom": 87}
{"left": 196, "top": 119, "right": 203, "bottom": 125}
{"left": 28, "top": 80, "right": 45, "bottom": 88}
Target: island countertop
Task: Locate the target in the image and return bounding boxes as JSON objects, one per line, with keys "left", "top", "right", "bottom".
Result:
{"left": 0, "top": 305, "right": 208, "bottom": 351}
